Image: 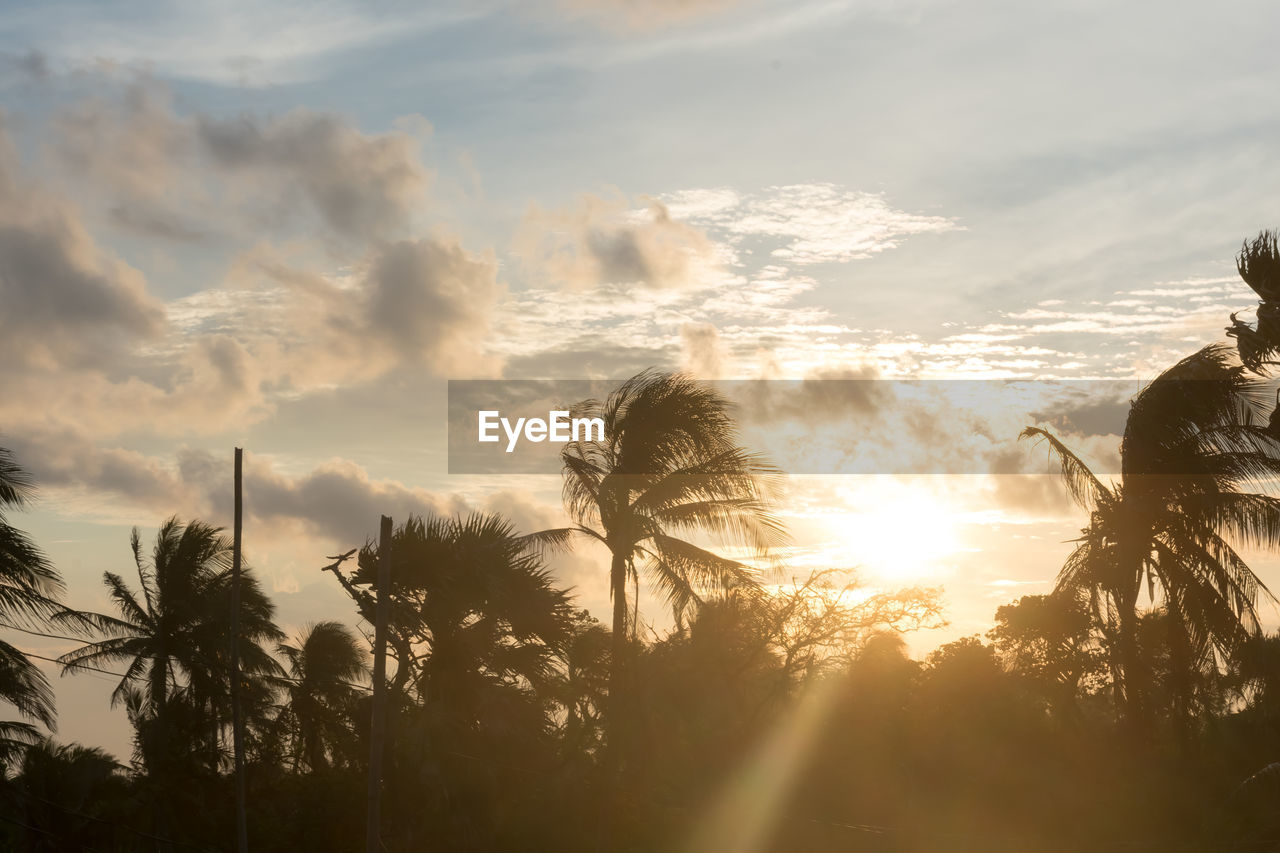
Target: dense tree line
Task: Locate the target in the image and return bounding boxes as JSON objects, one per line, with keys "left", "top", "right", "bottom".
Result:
{"left": 5, "top": 237, "right": 1280, "bottom": 850}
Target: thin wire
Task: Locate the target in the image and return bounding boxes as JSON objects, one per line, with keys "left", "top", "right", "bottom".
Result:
{"left": 20, "top": 649, "right": 131, "bottom": 680}
{"left": 0, "top": 621, "right": 374, "bottom": 693}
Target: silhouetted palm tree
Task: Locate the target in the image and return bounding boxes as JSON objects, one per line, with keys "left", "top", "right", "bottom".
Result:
{"left": 0, "top": 448, "right": 65, "bottom": 732}
{"left": 57, "top": 517, "right": 283, "bottom": 767}
{"left": 275, "top": 620, "right": 367, "bottom": 772}
{"left": 549, "top": 609, "right": 611, "bottom": 757}
{"left": 550, "top": 371, "right": 787, "bottom": 767}
{"left": 335, "top": 513, "right": 574, "bottom": 849}
{"left": 6, "top": 738, "right": 127, "bottom": 851}
{"left": 1024, "top": 344, "right": 1280, "bottom": 727}
{"left": 352, "top": 513, "right": 572, "bottom": 717}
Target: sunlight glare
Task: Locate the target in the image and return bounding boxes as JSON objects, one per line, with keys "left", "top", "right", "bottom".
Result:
{"left": 825, "top": 482, "right": 960, "bottom": 583}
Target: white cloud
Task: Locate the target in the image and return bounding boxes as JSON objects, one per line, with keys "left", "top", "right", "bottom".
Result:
{"left": 664, "top": 183, "right": 960, "bottom": 264}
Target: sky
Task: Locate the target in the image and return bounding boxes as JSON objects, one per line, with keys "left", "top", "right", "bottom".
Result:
{"left": 2, "top": 0, "right": 1280, "bottom": 758}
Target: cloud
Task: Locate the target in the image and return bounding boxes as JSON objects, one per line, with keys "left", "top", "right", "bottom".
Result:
{"left": 496, "top": 183, "right": 967, "bottom": 382}
{"left": 0, "top": 82, "right": 499, "bottom": 450}
{"left": 663, "top": 184, "right": 960, "bottom": 264}
{"left": 229, "top": 236, "right": 504, "bottom": 381}
{"left": 363, "top": 238, "right": 502, "bottom": 372}
{"left": 226, "top": 455, "right": 467, "bottom": 545}
{"left": 0, "top": 120, "right": 166, "bottom": 371}
{"left": 195, "top": 109, "right": 430, "bottom": 243}
{"left": 0, "top": 336, "right": 270, "bottom": 445}
{"left": 106, "top": 203, "right": 207, "bottom": 243}
{"left": 5, "top": 430, "right": 597, "bottom": 578}
{"left": 53, "top": 80, "right": 190, "bottom": 203}
{"left": 1029, "top": 395, "right": 1130, "bottom": 437}
{"left": 679, "top": 322, "right": 726, "bottom": 378}
{"left": 738, "top": 365, "right": 888, "bottom": 425}
{"left": 6, "top": 429, "right": 187, "bottom": 514}
{"left": 515, "top": 193, "right": 725, "bottom": 290}
{"left": 502, "top": 341, "right": 674, "bottom": 379}
{"left": 51, "top": 78, "right": 431, "bottom": 245}
{"left": 1, "top": 50, "right": 51, "bottom": 82}
{"left": 6, "top": 430, "right": 462, "bottom": 546}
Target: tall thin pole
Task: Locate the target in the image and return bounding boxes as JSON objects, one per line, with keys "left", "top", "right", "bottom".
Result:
{"left": 367, "top": 515, "right": 393, "bottom": 853}
{"left": 231, "top": 448, "right": 248, "bottom": 853}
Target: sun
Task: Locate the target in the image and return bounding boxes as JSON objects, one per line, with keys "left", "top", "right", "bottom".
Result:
{"left": 823, "top": 482, "right": 961, "bottom": 583}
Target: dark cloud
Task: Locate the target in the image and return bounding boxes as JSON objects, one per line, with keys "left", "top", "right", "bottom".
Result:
{"left": 363, "top": 238, "right": 501, "bottom": 370}
{"left": 1, "top": 50, "right": 50, "bottom": 82}
{"left": 53, "top": 80, "right": 189, "bottom": 202}
{"left": 515, "top": 195, "right": 721, "bottom": 290}
{"left": 5, "top": 432, "right": 467, "bottom": 548}
{"left": 1029, "top": 396, "right": 1130, "bottom": 437}
{"left": 232, "top": 235, "right": 504, "bottom": 380}
{"left": 50, "top": 79, "right": 430, "bottom": 245}
{"left": 195, "top": 110, "right": 429, "bottom": 243}
{"left": 7, "top": 431, "right": 581, "bottom": 561}
{"left": 738, "top": 366, "right": 890, "bottom": 424}
{"left": 229, "top": 456, "right": 468, "bottom": 546}
{"left": 0, "top": 125, "right": 165, "bottom": 370}
{"left": 0, "top": 226, "right": 163, "bottom": 367}
{"left": 5, "top": 430, "right": 185, "bottom": 511}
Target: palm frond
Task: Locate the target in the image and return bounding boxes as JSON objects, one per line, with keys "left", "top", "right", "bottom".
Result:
{"left": 1020, "top": 426, "right": 1114, "bottom": 510}
{"left": 0, "top": 639, "right": 56, "bottom": 729}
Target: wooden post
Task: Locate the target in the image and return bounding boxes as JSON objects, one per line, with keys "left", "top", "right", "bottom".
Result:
{"left": 231, "top": 448, "right": 248, "bottom": 853}
{"left": 367, "top": 515, "right": 393, "bottom": 853}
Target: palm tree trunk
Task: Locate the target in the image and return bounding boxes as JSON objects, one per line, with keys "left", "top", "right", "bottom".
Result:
{"left": 1166, "top": 619, "right": 1198, "bottom": 752}
{"left": 605, "top": 550, "right": 628, "bottom": 773}
{"left": 1116, "top": 591, "right": 1148, "bottom": 739}
{"left": 1113, "top": 524, "right": 1152, "bottom": 741}
{"left": 599, "top": 550, "right": 629, "bottom": 853}
{"left": 151, "top": 658, "right": 174, "bottom": 853}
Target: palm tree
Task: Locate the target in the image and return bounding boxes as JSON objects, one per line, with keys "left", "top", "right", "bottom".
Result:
{"left": 326, "top": 513, "right": 575, "bottom": 849}
{"left": 351, "top": 513, "right": 573, "bottom": 719}
{"left": 548, "top": 610, "right": 611, "bottom": 758}
{"left": 6, "top": 738, "right": 127, "bottom": 851}
{"left": 0, "top": 448, "right": 66, "bottom": 732}
{"left": 550, "top": 371, "right": 787, "bottom": 766}
{"left": 275, "top": 620, "right": 367, "bottom": 772}
{"left": 1023, "top": 344, "right": 1280, "bottom": 729}
{"left": 57, "top": 517, "right": 283, "bottom": 769}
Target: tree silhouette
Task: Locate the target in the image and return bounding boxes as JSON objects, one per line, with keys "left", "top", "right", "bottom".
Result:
{"left": 989, "top": 592, "right": 1106, "bottom": 722}
{"left": 0, "top": 448, "right": 66, "bottom": 732}
{"left": 1227, "top": 230, "right": 1280, "bottom": 370}
{"left": 4, "top": 738, "right": 127, "bottom": 851}
{"left": 274, "top": 621, "right": 367, "bottom": 773}
{"left": 58, "top": 518, "right": 283, "bottom": 770}
{"left": 324, "top": 513, "right": 577, "bottom": 849}
{"left": 346, "top": 513, "right": 573, "bottom": 714}
{"left": 1023, "top": 344, "right": 1280, "bottom": 729}
{"left": 548, "top": 609, "right": 610, "bottom": 758}
{"left": 550, "top": 371, "right": 787, "bottom": 771}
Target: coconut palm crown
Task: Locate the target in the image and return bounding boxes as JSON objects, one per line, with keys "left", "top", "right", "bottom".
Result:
{"left": 1023, "top": 344, "right": 1280, "bottom": 724}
